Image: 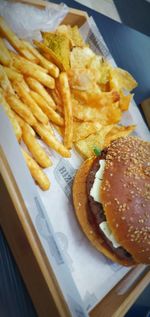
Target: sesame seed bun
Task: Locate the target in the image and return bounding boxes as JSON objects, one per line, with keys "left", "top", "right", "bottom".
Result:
{"left": 72, "top": 156, "right": 135, "bottom": 266}
{"left": 101, "top": 137, "right": 150, "bottom": 264}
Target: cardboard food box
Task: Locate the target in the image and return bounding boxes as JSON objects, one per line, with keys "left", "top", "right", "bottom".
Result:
{"left": 0, "top": 1, "right": 150, "bottom": 317}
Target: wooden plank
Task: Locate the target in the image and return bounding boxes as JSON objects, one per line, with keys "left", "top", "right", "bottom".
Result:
{"left": 90, "top": 268, "right": 150, "bottom": 317}
{"left": 0, "top": 147, "right": 71, "bottom": 317}
{"left": 140, "top": 98, "right": 150, "bottom": 129}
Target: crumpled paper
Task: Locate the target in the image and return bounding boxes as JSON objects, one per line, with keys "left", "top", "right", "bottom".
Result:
{"left": 0, "top": 0, "right": 68, "bottom": 41}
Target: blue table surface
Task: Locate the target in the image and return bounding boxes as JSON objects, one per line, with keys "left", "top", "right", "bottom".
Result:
{"left": 0, "top": 1, "right": 150, "bottom": 317}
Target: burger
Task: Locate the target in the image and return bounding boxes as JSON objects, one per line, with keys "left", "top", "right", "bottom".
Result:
{"left": 72, "top": 137, "right": 150, "bottom": 266}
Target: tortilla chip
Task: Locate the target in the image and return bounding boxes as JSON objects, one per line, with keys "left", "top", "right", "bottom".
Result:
{"left": 42, "top": 32, "right": 70, "bottom": 70}
{"left": 34, "top": 40, "right": 64, "bottom": 71}
{"left": 57, "top": 25, "right": 85, "bottom": 47}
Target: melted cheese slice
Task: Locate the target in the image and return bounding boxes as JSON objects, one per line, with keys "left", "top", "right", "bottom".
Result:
{"left": 100, "top": 221, "right": 120, "bottom": 248}
{"left": 90, "top": 159, "right": 120, "bottom": 248}
{"left": 90, "top": 160, "right": 105, "bottom": 203}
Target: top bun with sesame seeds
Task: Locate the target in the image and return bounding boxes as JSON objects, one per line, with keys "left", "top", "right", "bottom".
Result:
{"left": 101, "top": 137, "right": 150, "bottom": 264}
{"left": 73, "top": 136, "right": 150, "bottom": 266}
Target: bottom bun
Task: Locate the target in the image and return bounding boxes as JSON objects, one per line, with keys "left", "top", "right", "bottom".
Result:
{"left": 72, "top": 157, "right": 136, "bottom": 266}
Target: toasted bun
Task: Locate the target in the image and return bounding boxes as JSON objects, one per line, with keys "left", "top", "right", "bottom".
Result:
{"left": 101, "top": 137, "right": 150, "bottom": 264}
{"left": 72, "top": 157, "right": 135, "bottom": 266}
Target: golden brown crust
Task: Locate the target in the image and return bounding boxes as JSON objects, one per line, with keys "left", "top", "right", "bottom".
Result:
{"left": 101, "top": 137, "right": 150, "bottom": 264}
{"left": 72, "top": 157, "right": 135, "bottom": 266}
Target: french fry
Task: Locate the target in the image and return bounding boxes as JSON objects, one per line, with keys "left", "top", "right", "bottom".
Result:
{"left": 10, "top": 52, "right": 55, "bottom": 89}
{"left": 30, "top": 90, "right": 64, "bottom": 126}
{"left": 6, "top": 94, "right": 36, "bottom": 126}
{"left": 22, "top": 149, "right": 50, "bottom": 191}
{"left": 50, "top": 88, "right": 62, "bottom": 107}
{"left": 22, "top": 40, "right": 59, "bottom": 78}
{"left": 10, "top": 52, "right": 48, "bottom": 73}
{"left": 12, "top": 80, "right": 49, "bottom": 124}
{"left": 26, "top": 77, "right": 56, "bottom": 109}
{"left": 59, "top": 72, "right": 73, "bottom": 149}
{"left": 34, "top": 40, "right": 64, "bottom": 71}
{"left": 0, "top": 17, "right": 37, "bottom": 62}
{"left": 0, "top": 38, "right": 11, "bottom": 66}
{"left": 4, "top": 66, "right": 23, "bottom": 82}
{"left": 0, "top": 65, "right": 15, "bottom": 94}
{"left": 22, "top": 125, "right": 52, "bottom": 168}
{"left": 0, "top": 90, "right": 22, "bottom": 141}
{"left": 14, "top": 112, "right": 36, "bottom": 137}
{"left": 43, "top": 122, "right": 54, "bottom": 135}
{"left": 34, "top": 122, "right": 71, "bottom": 158}
{"left": 56, "top": 103, "right": 63, "bottom": 115}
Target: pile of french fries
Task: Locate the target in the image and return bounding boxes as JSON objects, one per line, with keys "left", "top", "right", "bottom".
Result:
{"left": 0, "top": 16, "right": 137, "bottom": 191}
{"left": 0, "top": 17, "right": 73, "bottom": 190}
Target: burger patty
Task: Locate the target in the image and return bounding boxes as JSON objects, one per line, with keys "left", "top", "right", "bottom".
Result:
{"left": 86, "top": 152, "right": 133, "bottom": 262}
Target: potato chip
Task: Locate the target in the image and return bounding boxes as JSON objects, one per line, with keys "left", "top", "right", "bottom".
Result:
{"left": 70, "top": 47, "right": 95, "bottom": 70}
{"left": 98, "top": 60, "right": 111, "bottom": 85}
{"left": 88, "top": 58, "right": 111, "bottom": 86}
{"left": 68, "top": 68, "right": 100, "bottom": 93}
{"left": 70, "top": 50, "right": 110, "bottom": 88}
{"left": 104, "top": 124, "right": 136, "bottom": 147}
{"left": 42, "top": 32, "right": 70, "bottom": 71}
{"left": 74, "top": 125, "right": 113, "bottom": 158}
{"left": 110, "top": 67, "right": 137, "bottom": 91}
{"left": 72, "top": 90, "right": 120, "bottom": 108}
{"left": 119, "top": 91, "right": 133, "bottom": 111}
{"left": 72, "top": 98, "right": 122, "bottom": 124}
{"left": 73, "top": 121, "right": 102, "bottom": 142}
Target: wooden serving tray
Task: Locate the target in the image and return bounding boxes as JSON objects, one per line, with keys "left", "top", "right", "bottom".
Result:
{"left": 0, "top": 1, "right": 150, "bottom": 317}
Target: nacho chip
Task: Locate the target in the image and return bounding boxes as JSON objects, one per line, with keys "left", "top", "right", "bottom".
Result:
{"left": 42, "top": 32, "right": 70, "bottom": 71}
{"left": 56, "top": 25, "right": 85, "bottom": 47}
{"left": 74, "top": 125, "right": 113, "bottom": 158}
{"left": 73, "top": 121, "right": 102, "bottom": 142}
{"left": 34, "top": 40, "right": 64, "bottom": 71}
{"left": 104, "top": 124, "right": 136, "bottom": 147}
{"left": 110, "top": 67, "right": 137, "bottom": 91}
